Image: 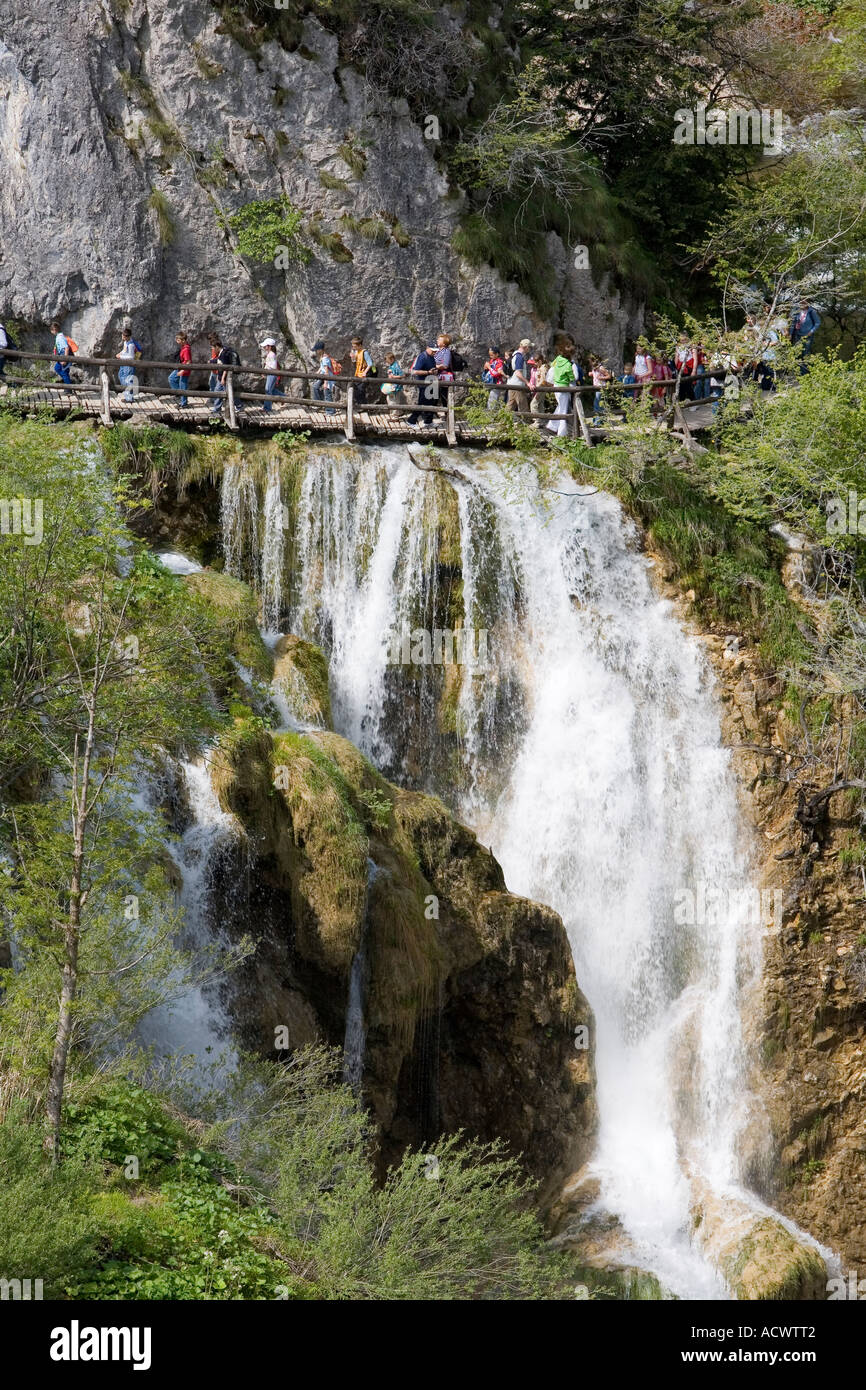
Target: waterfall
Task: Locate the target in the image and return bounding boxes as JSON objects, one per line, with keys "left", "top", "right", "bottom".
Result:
{"left": 221, "top": 460, "right": 260, "bottom": 590}
{"left": 342, "top": 859, "right": 380, "bottom": 1093}
{"left": 261, "top": 457, "right": 285, "bottom": 635}
{"left": 137, "top": 757, "right": 240, "bottom": 1089}
{"left": 255, "top": 440, "right": 789, "bottom": 1297}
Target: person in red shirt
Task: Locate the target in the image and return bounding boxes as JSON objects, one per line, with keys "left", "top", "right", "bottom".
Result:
{"left": 169, "top": 332, "right": 193, "bottom": 408}
{"left": 483, "top": 345, "right": 507, "bottom": 410}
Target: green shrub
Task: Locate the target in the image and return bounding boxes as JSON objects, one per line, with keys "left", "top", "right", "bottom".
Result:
{"left": 64, "top": 1083, "right": 186, "bottom": 1175}
{"left": 0, "top": 1109, "right": 99, "bottom": 1297}
{"left": 229, "top": 197, "right": 311, "bottom": 266}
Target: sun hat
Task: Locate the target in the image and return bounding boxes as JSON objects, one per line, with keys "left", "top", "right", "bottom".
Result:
{"left": 260, "top": 337, "right": 277, "bottom": 348}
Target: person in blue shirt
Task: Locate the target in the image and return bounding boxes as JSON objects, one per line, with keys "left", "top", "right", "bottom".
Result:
{"left": 311, "top": 340, "right": 336, "bottom": 416}
{"left": 619, "top": 363, "right": 638, "bottom": 402}
{"left": 381, "top": 353, "right": 406, "bottom": 407}
{"left": 50, "top": 321, "right": 72, "bottom": 385}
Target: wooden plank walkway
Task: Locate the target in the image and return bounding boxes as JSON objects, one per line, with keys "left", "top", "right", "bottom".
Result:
{"left": 0, "top": 349, "right": 721, "bottom": 447}
{"left": 0, "top": 383, "right": 502, "bottom": 443}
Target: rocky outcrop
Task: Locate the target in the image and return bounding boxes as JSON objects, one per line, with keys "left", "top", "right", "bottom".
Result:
{"left": 689, "top": 1176, "right": 826, "bottom": 1301}
{"left": 0, "top": 0, "right": 641, "bottom": 366}
{"left": 273, "top": 634, "right": 332, "bottom": 728}
{"left": 210, "top": 719, "right": 597, "bottom": 1190}
{"left": 183, "top": 567, "right": 273, "bottom": 679}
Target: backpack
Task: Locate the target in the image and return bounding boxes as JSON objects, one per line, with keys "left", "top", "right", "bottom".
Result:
{"left": 66, "top": 337, "right": 79, "bottom": 355}
{"left": 367, "top": 362, "right": 378, "bottom": 378}
{"left": 451, "top": 349, "right": 467, "bottom": 373}
{"left": 225, "top": 348, "right": 241, "bottom": 367}
{"left": 330, "top": 359, "right": 343, "bottom": 375}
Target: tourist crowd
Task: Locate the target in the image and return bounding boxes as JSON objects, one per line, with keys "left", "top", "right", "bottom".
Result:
{"left": 0, "top": 301, "right": 822, "bottom": 431}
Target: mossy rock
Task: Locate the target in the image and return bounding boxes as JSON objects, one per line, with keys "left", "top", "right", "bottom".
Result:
{"left": 183, "top": 569, "right": 272, "bottom": 681}
{"left": 722, "top": 1218, "right": 826, "bottom": 1301}
{"left": 273, "top": 635, "right": 332, "bottom": 728}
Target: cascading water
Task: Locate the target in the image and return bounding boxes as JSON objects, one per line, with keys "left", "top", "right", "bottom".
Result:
{"left": 342, "top": 859, "right": 380, "bottom": 1093}
{"left": 221, "top": 460, "right": 260, "bottom": 591}
{"left": 218, "top": 441, "right": 815, "bottom": 1296}
{"left": 261, "top": 457, "right": 285, "bottom": 636}
{"left": 137, "top": 758, "right": 240, "bottom": 1088}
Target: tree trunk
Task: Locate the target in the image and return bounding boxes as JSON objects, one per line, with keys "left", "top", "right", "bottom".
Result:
{"left": 44, "top": 918, "right": 80, "bottom": 1157}
{"left": 45, "top": 718, "right": 93, "bottom": 1158}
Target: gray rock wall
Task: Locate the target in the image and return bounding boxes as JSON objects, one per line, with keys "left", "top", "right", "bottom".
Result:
{"left": 0, "top": 0, "right": 642, "bottom": 367}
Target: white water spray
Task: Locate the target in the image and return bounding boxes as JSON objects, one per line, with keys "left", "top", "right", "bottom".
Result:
{"left": 137, "top": 759, "right": 240, "bottom": 1087}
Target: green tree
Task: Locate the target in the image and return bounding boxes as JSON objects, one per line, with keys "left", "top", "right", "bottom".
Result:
{"left": 0, "top": 420, "right": 228, "bottom": 1152}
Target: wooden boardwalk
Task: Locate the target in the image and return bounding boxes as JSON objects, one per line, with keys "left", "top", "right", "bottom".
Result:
{"left": 0, "top": 380, "right": 499, "bottom": 444}
{"left": 0, "top": 349, "right": 719, "bottom": 447}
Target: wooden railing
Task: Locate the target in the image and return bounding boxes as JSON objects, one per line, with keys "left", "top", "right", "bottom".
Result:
{"left": 0, "top": 348, "right": 718, "bottom": 447}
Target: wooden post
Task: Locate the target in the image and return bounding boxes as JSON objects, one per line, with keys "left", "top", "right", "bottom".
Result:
{"left": 673, "top": 397, "right": 693, "bottom": 442}
{"left": 226, "top": 370, "right": 238, "bottom": 430}
{"left": 574, "top": 390, "right": 593, "bottom": 447}
{"left": 445, "top": 387, "right": 457, "bottom": 447}
{"left": 345, "top": 380, "right": 355, "bottom": 441}
{"left": 100, "top": 370, "right": 112, "bottom": 426}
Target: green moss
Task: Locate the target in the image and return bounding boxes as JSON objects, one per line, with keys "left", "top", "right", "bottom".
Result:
{"left": 148, "top": 189, "right": 176, "bottom": 244}
{"left": 721, "top": 1219, "right": 826, "bottom": 1300}
{"left": 339, "top": 214, "right": 391, "bottom": 244}
{"left": 192, "top": 43, "right": 225, "bottom": 79}
{"left": 183, "top": 570, "right": 273, "bottom": 681}
{"left": 274, "top": 636, "right": 332, "bottom": 728}
{"left": 306, "top": 213, "right": 354, "bottom": 262}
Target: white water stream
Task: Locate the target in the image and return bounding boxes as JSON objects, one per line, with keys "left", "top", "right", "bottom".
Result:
{"left": 137, "top": 758, "right": 239, "bottom": 1088}
{"left": 219, "top": 442, "right": 811, "bottom": 1297}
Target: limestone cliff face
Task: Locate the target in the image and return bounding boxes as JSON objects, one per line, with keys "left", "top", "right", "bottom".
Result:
{"left": 0, "top": 0, "right": 641, "bottom": 364}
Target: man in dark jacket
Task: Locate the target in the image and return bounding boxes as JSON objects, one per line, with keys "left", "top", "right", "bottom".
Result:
{"left": 790, "top": 300, "right": 821, "bottom": 354}
{"left": 406, "top": 343, "right": 438, "bottom": 427}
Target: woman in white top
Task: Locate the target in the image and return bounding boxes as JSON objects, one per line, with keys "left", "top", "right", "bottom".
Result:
{"left": 260, "top": 337, "right": 284, "bottom": 414}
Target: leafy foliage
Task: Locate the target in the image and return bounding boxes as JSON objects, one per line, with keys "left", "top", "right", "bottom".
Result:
{"left": 228, "top": 196, "right": 311, "bottom": 266}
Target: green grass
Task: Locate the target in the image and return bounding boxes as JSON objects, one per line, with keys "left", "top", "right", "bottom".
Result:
{"left": 336, "top": 138, "right": 367, "bottom": 180}
{"left": 319, "top": 170, "right": 350, "bottom": 192}
{"left": 147, "top": 189, "right": 176, "bottom": 245}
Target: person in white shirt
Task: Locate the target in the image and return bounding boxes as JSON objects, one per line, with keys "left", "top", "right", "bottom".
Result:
{"left": 115, "top": 328, "right": 139, "bottom": 402}
{"left": 260, "top": 337, "right": 284, "bottom": 413}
